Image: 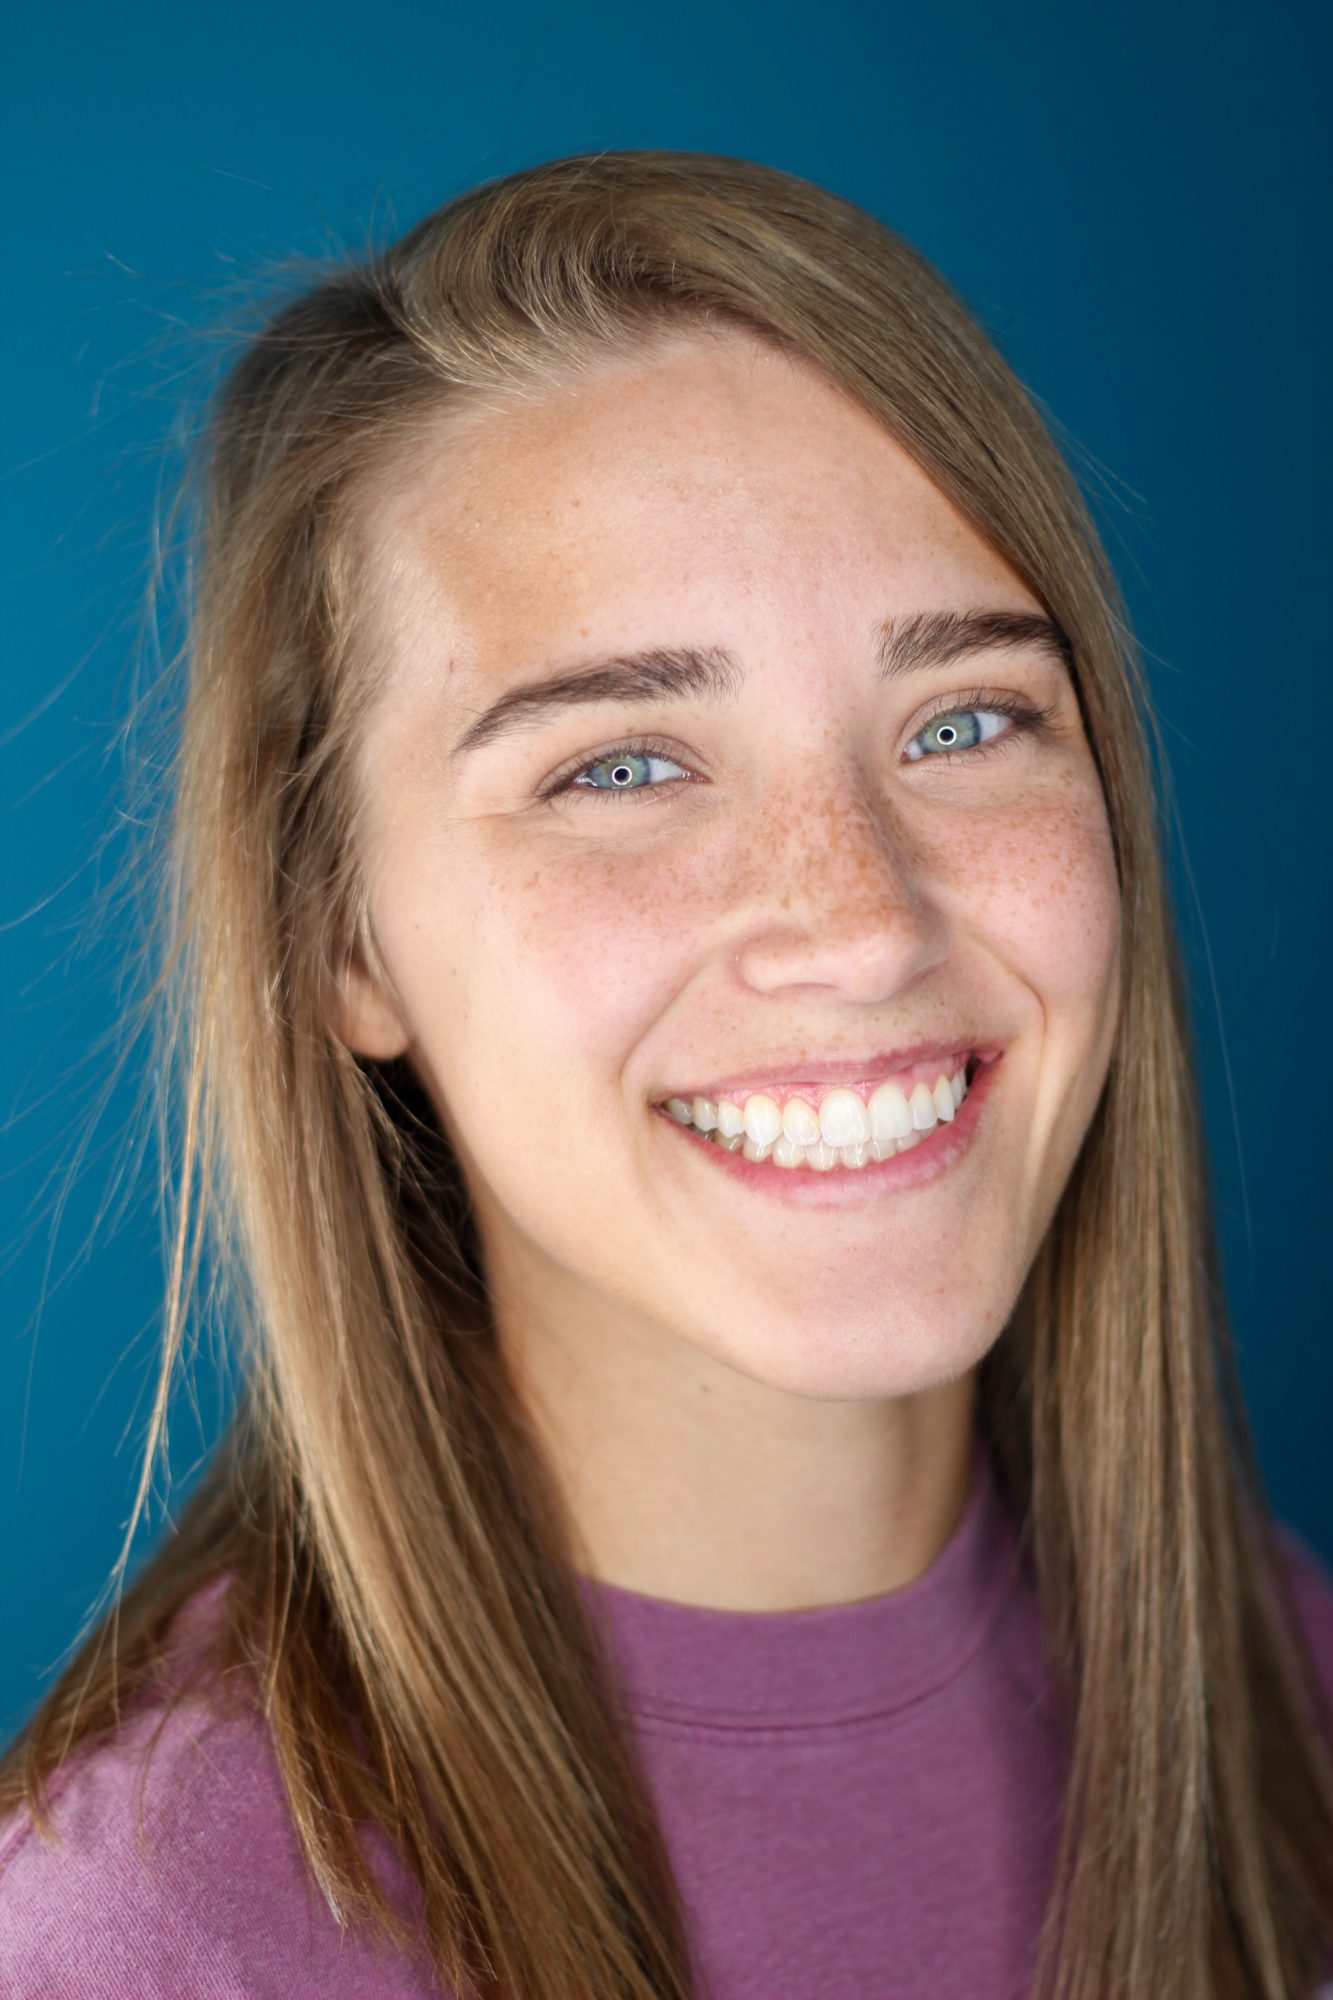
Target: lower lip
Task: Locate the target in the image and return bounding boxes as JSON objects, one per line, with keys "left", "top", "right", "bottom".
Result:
{"left": 654, "top": 1054, "right": 1003, "bottom": 1208}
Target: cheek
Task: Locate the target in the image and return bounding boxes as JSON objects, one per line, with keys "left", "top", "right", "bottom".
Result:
{"left": 444, "top": 830, "right": 719, "bottom": 1081}
{"left": 531, "top": 875, "right": 670, "bottom": 1057}
{"left": 936, "top": 778, "right": 1122, "bottom": 1015}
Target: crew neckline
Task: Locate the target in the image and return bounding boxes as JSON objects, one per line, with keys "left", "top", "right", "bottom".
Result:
{"left": 574, "top": 1428, "right": 1026, "bottom": 1732}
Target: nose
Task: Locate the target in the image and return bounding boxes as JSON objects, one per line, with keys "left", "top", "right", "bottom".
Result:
{"left": 731, "top": 784, "right": 949, "bottom": 1003}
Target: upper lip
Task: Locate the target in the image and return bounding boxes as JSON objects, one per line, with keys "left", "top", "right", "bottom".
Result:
{"left": 654, "top": 1037, "right": 1004, "bottom": 1102}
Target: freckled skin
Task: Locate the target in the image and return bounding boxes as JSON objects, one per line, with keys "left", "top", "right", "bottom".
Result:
{"left": 340, "top": 326, "right": 1122, "bottom": 1610}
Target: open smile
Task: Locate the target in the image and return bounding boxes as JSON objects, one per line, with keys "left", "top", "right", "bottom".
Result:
{"left": 653, "top": 1051, "right": 1002, "bottom": 1207}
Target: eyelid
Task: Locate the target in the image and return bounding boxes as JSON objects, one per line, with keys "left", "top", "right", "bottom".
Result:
{"left": 917, "top": 685, "right": 1039, "bottom": 724}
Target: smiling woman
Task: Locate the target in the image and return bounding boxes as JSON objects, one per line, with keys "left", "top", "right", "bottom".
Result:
{"left": 1, "top": 149, "right": 1331, "bottom": 2000}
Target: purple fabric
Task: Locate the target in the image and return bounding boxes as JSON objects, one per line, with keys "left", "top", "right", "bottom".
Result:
{"left": 3, "top": 1431, "right": 1331, "bottom": 1999}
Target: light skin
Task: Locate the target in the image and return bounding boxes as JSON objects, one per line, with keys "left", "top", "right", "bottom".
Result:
{"left": 337, "top": 324, "right": 1122, "bottom": 1611}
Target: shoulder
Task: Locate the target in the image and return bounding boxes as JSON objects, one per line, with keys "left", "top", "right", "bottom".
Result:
{"left": 0, "top": 1677, "right": 321, "bottom": 1998}
{"left": 0, "top": 1582, "right": 438, "bottom": 1999}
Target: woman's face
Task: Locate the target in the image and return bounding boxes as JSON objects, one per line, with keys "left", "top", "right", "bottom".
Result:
{"left": 342, "top": 326, "right": 1121, "bottom": 1409}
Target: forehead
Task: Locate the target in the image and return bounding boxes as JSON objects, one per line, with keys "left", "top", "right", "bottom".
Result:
{"left": 356, "top": 327, "right": 1036, "bottom": 697}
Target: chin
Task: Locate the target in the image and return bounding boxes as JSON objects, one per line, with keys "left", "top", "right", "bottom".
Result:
{"left": 674, "top": 1293, "right": 1000, "bottom": 1404}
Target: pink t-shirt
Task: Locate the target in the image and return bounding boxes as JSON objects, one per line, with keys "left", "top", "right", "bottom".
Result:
{"left": 3, "top": 1431, "right": 1331, "bottom": 1999}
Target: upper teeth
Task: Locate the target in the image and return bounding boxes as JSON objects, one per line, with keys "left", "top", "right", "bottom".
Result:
{"left": 659, "top": 1062, "right": 971, "bottom": 1169}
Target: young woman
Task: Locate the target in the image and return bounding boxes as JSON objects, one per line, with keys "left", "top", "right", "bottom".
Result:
{"left": 1, "top": 148, "right": 1330, "bottom": 2000}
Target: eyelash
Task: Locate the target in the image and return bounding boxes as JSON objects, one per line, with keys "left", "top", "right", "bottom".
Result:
{"left": 538, "top": 689, "right": 1061, "bottom": 806}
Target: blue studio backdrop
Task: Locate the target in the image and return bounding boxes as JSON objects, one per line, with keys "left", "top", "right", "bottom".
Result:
{"left": 3, "top": 0, "right": 1330, "bottom": 1737}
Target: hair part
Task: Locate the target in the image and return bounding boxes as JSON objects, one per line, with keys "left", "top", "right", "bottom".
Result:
{"left": 3, "top": 148, "right": 1331, "bottom": 2000}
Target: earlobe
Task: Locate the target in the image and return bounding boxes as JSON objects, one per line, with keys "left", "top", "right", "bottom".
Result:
{"left": 335, "top": 956, "right": 412, "bottom": 1061}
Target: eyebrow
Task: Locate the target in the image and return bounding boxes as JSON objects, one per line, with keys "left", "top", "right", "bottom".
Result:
{"left": 448, "top": 608, "right": 1073, "bottom": 760}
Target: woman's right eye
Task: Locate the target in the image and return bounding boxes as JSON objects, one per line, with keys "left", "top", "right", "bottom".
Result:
{"left": 546, "top": 742, "right": 691, "bottom": 804}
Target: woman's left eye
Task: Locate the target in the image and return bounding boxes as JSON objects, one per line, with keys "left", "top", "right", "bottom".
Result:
{"left": 903, "top": 699, "right": 1038, "bottom": 762}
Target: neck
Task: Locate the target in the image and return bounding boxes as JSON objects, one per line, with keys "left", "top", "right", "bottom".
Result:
{"left": 497, "top": 1274, "right": 980, "bottom": 1613}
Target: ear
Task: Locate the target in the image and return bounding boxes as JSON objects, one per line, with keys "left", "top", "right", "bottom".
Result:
{"left": 333, "top": 938, "right": 412, "bottom": 1061}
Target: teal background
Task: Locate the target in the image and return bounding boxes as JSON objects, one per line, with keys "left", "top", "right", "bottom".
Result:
{"left": 3, "top": 0, "right": 1329, "bottom": 1736}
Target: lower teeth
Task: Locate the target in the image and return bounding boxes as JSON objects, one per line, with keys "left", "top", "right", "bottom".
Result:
{"left": 697, "top": 1112, "right": 957, "bottom": 1171}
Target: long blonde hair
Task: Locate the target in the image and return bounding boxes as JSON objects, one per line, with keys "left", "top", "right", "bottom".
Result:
{"left": 4, "top": 148, "right": 1331, "bottom": 2000}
